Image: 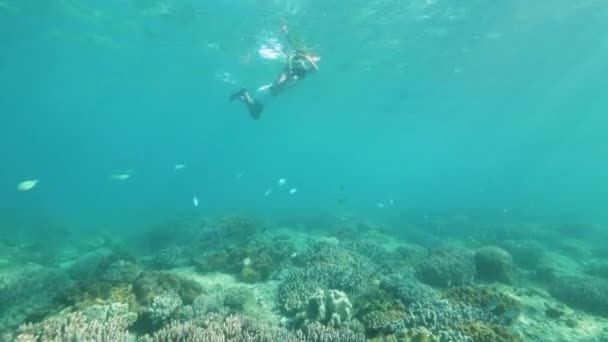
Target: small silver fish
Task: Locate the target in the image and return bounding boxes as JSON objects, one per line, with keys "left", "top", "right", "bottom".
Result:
{"left": 289, "top": 188, "right": 297, "bottom": 194}
{"left": 17, "top": 179, "right": 38, "bottom": 192}
{"left": 175, "top": 164, "right": 186, "bottom": 170}
{"left": 193, "top": 196, "right": 199, "bottom": 207}
{"left": 277, "top": 178, "right": 287, "bottom": 187}
{"left": 264, "top": 188, "right": 273, "bottom": 196}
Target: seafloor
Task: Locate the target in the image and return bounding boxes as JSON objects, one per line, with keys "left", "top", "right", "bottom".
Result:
{"left": 1, "top": 215, "right": 608, "bottom": 341}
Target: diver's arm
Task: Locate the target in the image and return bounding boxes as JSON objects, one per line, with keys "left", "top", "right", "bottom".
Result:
{"left": 281, "top": 24, "right": 295, "bottom": 50}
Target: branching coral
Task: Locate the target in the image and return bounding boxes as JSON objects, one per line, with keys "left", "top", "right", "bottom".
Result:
{"left": 11, "top": 303, "right": 135, "bottom": 342}
{"left": 147, "top": 291, "right": 183, "bottom": 324}
{"left": 138, "top": 313, "right": 365, "bottom": 342}
{"left": 443, "top": 286, "right": 522, "bottom": 323}
{"left": 381, "top": 274, "right": 438, "bottom": 305}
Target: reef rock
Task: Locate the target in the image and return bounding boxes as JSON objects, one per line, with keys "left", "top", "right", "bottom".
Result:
{"left": 475, "top": 246, "right": 517, "bottom": 284}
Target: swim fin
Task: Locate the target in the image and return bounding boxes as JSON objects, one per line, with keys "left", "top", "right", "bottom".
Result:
{"left": 248, "top": 101, "right": 264, "bottom": 120}
{"left": 229, "top": 88, "right": 247, "bottom": 102}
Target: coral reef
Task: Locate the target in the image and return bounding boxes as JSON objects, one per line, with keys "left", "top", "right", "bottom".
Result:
{"left": 443, "top": 286, "right": 522, "bottom": 323}
{"left": 500, "top": 240, "right": 546, "bottom": 270}
{"left": 4, "top": 213, "right": 608, "bottom": 342}
{"left": 376, "top": 329, "right": 473, "bottom": 342}
{"left": 138, "top": 313, "right": 366, "bottom": 342}
{"left": 584, "top": 260, "right": 608, "bottom": 279}
{"left": 474, "top": 246, "right": 517, "bottom": 284}
{"left": 10, "top": 303, "right": 135, "bottom": 342}
{"left": 152, "top": 246, "right": 184, "bottom": 269}
{"left": 414, "top": 246, "right": 476, "bottom": 287}
{"left": 81, "top": 302, "right": 138, "bottom": 328}
{"left": 277, "top": 237, "right": 379, "bottom": 314}
{"left": 217, "top": 215, "right": 260, "bottom": 239}
{"left": 101, "top": 259, "right": 141, "bottom": 285}
{"left": 67, "top": 247, "right": 135, "bottom": 282}
{"left": 393, "top": 243, "right": 429, "bottom": 265}
{"left": 278, "top": 270, "right": 324, "bottom": 314}
{"left": 60, "top": 258, "right": 140, "bottom": 310}
{"left": 550, "top": 275, "right": 608, "bottom": 317}
{"left": 352, "top": 286, "right": 406, "bottom": 335}
{"left": 388, "top": 300, "right": 496, "bottom": 336}
{"left": 223, "top": 286, "right": 255, "bottom": 313}
{"left": 360, "top": 310, "right": 407, "bottom": 335}
{"left": 0, "top": 265, "right": 71, "bottom": 332}
{"left": 133, "top": 271, "right": 203, "bottom": 307}
{"left": 195, "top": 233, "right": 295, "bottom": 283}
{"left": 382, "top": 274, "right": 438, "bottom": 305}
{"left": 147, "top": 290, "right": 183, "bottom": 324}
{"left": 177, "top": 292, "right": 226, "bottom": 320}
{"left": 457, "top": 322, "right": 523, "bottom": 342}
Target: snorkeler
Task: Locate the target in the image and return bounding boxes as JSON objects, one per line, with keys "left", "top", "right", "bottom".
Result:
{"left": 229, "top": 24, "right": 320, "bottom": 120}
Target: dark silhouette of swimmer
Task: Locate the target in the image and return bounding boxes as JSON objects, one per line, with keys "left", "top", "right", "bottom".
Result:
{"left": 230, "top": 24, "right": 320, "bottom": 120}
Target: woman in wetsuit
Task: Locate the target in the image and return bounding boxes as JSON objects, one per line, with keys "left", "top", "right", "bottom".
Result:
{"left": 229, "top": 26, "right": 320, "bottom": 120}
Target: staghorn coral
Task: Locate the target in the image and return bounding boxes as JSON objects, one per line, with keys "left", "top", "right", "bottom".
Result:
{"left": 388, "top": 300, "right": 496, "bottom": 336}
{"left": 176, "top": 292, "right": 226, "bottom": 320}
{"left": 138, "top": 313, "right": 365, "bottom": 342}
{"left": 361, "top": 310, "right": 407, "bottom": 334}
{"left": 474, "top": 246, "right": 517, "bottom": 285}
{"left": 443, "top": 286, "right": 522, "bottom": 323}
{"left": 278, "top": 237, "right": 379, "bottom": 314}
{"left": 147, "top": 291, "right": 183, "bottom": 324}
{"left": 133, "top": 271, "right": 203, "bottom": 308}
{"left": 414, "top": 246, "right": 475, "bottom": 288}
{"left": 278, "top": 270, "right": 323, "bottom": 313}
{"left": 11, "top": 303, "right": 134, "bottom": 342}
{"left": 550, "top": 275, "right": 608, "bottom": 317}
{"left": 382, "top": 274, "right": 438, "bottom": 305}
{"left": 81, "top": 302, "right": 137, "bottom": 329}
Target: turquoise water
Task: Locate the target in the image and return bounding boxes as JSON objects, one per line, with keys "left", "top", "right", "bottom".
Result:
{"left": 2, "top": 1, "right": 608, "bottom": 341}
{"left": 3, "top": 0, "right": 608, "bottom": 228}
